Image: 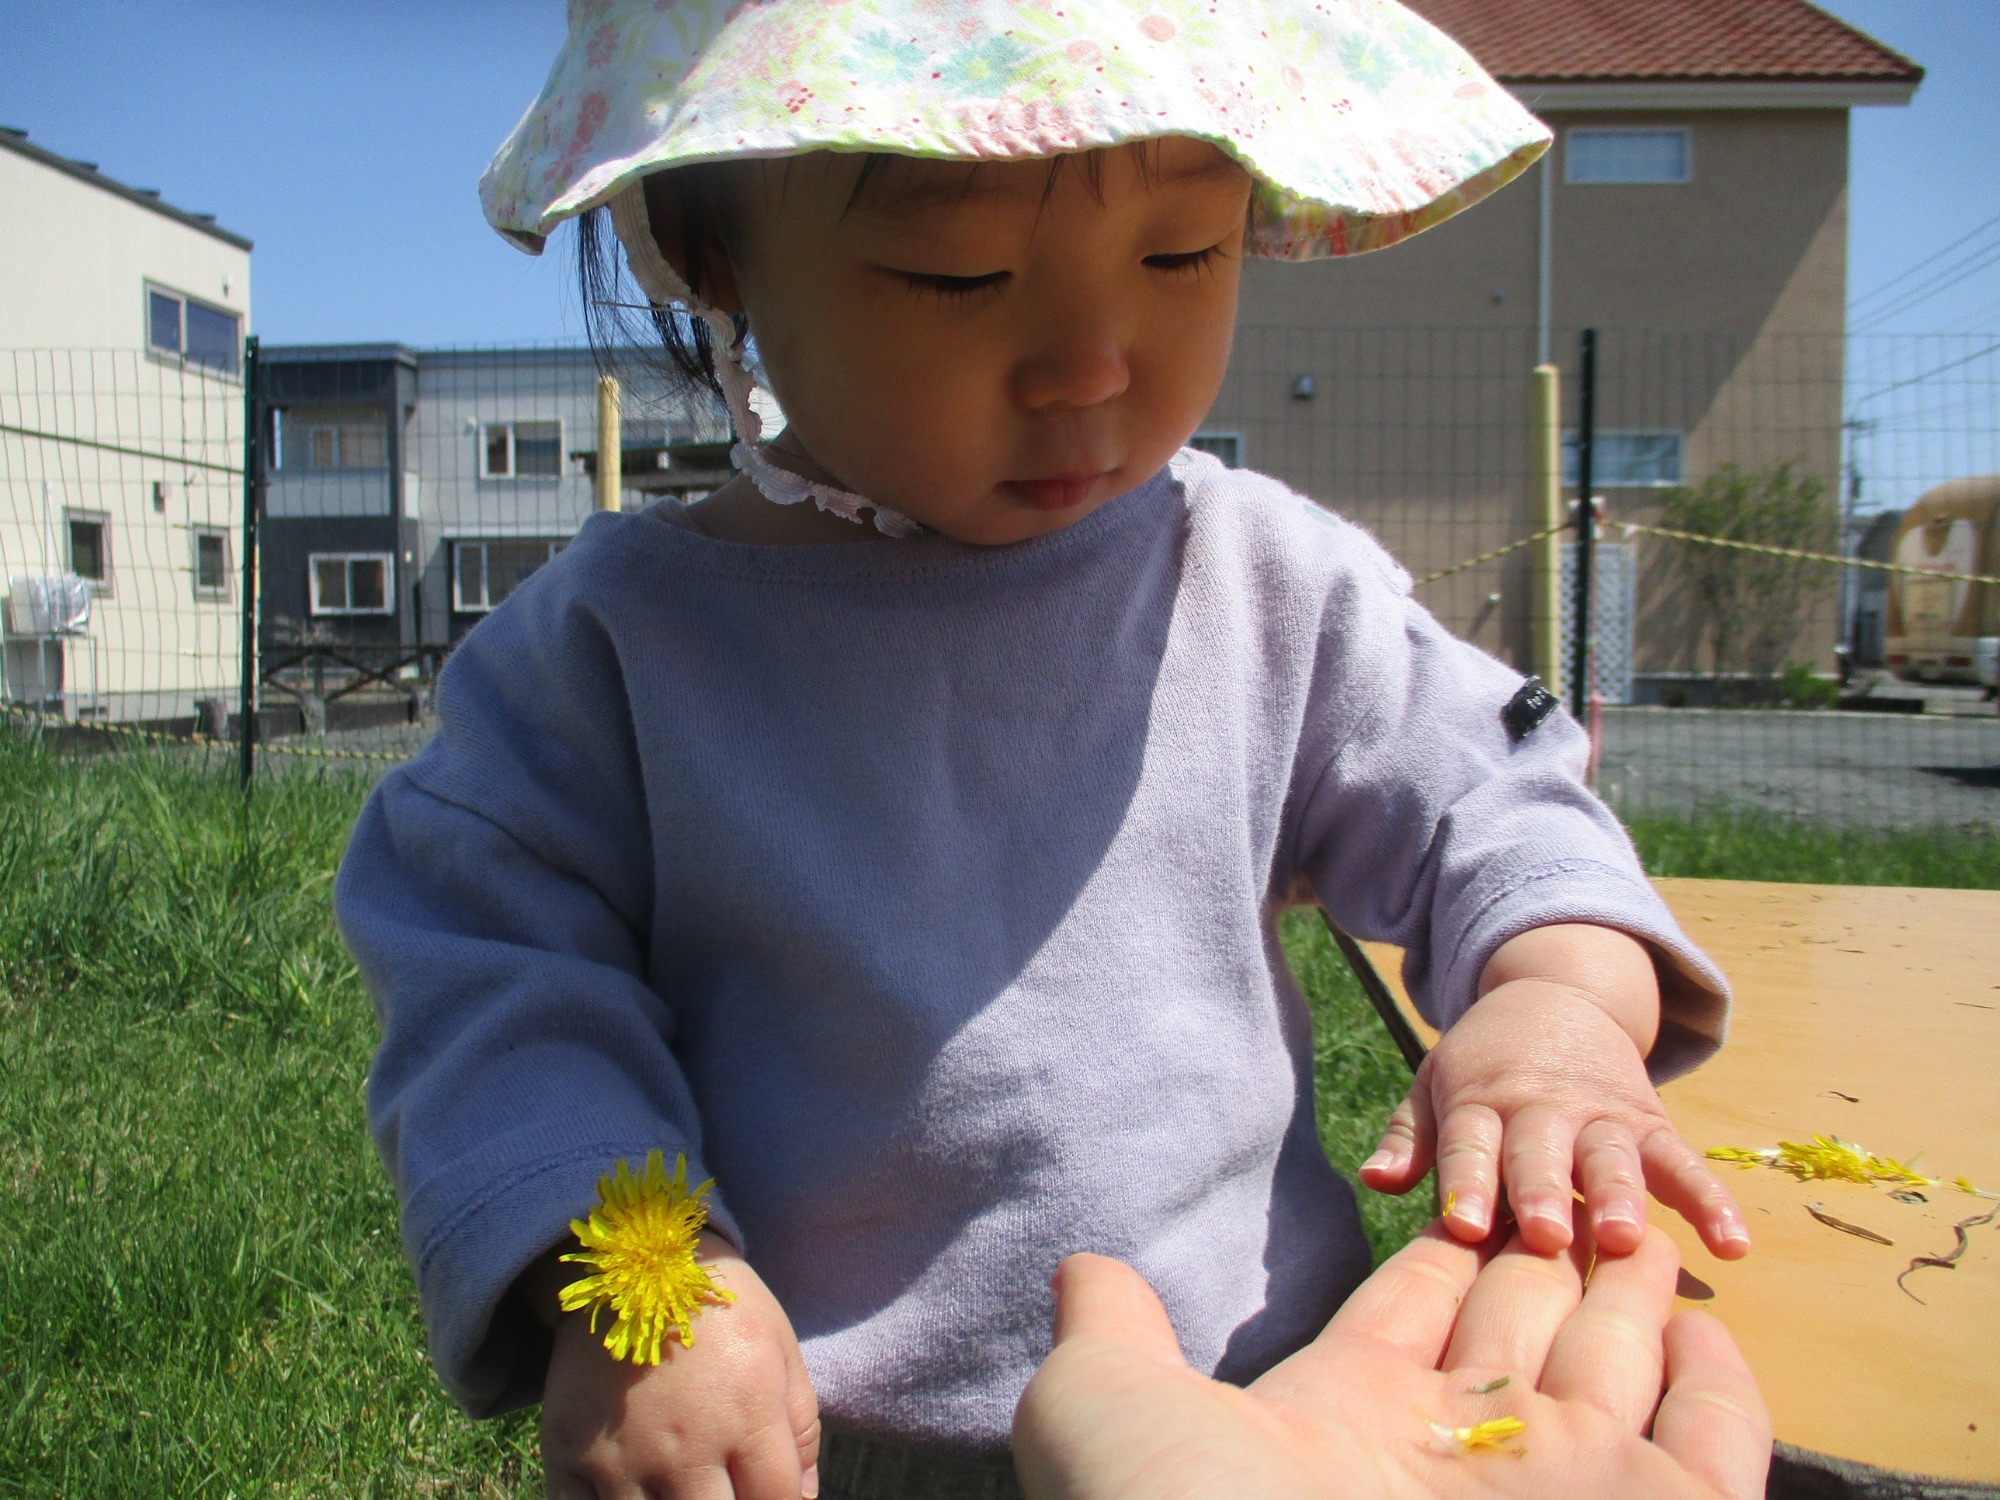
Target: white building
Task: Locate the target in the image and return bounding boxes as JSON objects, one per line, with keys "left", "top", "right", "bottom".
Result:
{"left": 0, "top": 125, "right": 252, "bottom": 725}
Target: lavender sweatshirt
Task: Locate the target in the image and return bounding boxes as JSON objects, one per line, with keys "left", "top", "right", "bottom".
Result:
{"left": 335, "top": 450, "right": 1728, "bottom": 1456}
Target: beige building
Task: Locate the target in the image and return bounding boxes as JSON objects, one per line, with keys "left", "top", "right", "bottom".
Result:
{"left": 1205, "top": 0, "right": 1920, "bottom": 689}
{"left": 0, "top": 126, "right": 252, "bottom": 725}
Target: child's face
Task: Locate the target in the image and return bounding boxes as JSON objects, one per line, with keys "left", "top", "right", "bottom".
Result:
{"left": 692, "top": 140, "right": 1253, "bottom": 545}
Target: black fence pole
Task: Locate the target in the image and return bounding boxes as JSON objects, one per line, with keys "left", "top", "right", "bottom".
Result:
{"left": 1570, "top": 328, "right": 1597, "bottom": 722}
{"left": 238, "top": 335, "right": 261, "bottom": 790}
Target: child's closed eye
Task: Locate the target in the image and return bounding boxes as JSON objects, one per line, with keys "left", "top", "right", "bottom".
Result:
{"left": 900, "top": 270, "right": 1011, "bottom": 303}
{"left": 1143, "top": 243, "right": 1228, "bottom": 276}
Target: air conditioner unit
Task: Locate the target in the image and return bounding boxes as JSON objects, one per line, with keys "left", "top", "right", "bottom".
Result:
{"left": 6, "top": 575, "right": 92, "bottom": 636}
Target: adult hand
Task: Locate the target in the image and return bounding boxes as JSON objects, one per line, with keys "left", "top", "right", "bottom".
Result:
{"left": 1013, "top": 1224, "right": 1769, "bottom": 1500}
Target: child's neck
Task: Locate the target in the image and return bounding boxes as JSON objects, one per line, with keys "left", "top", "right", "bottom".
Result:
{"left": 685, "top": 430, "right": 888, "bottom": 546}
{"left": 685, "top": 476, "right": 885, "bottom": 545}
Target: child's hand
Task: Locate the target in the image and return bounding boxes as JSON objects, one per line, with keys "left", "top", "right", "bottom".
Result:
{"left": 1358, "top": 925, "right": 1750, "bottom": 1261}
{"left": 540, "top": 1233, "right": 820, "bottom": 1500}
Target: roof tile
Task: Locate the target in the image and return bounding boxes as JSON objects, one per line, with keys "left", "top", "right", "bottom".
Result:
{"left": 1405, "top": 0, "right": 1921, "bottom": 84}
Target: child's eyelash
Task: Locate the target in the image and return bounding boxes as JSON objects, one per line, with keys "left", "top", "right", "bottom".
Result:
{"left": 903, "top": 271, "right": 1010, "bottom": 302}
{"left": 1144, "top": 245, "right": 1224, "bottom": 275}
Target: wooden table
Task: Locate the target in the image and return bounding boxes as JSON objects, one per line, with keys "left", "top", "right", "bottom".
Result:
{"left": 1350, "top": 879, "right": 2000, "bottom": 1486}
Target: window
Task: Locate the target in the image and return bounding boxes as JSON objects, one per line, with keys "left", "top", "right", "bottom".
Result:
{"left": 192, "top": 530, "right": 232, "bottom": 600}
{"left": 145, "top": 284, "right": 241, "bottom": 374}
{"left": 283, "top": 405, "right": 389, "bottom": 470}
{"left": 481, "top": 420, "right": 563, "bottom": 478}
{"left": 1565, "top": 129, "right": 1690, "bottom": 185}
{"left": 65, "top": 510, "right": 112, "bottom": 597}
{"left": 308, "top": 553, "right": 393, "bottom": 615}
{"left": 1188, "top": 432, "right": 1244, "bottom": 468}
{"left": 1562, "top": 431, "right": 1686, "bottom": 488}
{"left": 453, "top": 539, "right": 563, "bottom": 612}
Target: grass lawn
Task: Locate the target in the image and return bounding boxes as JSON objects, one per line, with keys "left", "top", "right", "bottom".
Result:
{"left": 1, "top": 732, "right": 1994, "bottom": 1493}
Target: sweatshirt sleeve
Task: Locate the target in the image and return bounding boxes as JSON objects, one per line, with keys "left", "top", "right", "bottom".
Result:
{"left": 1288, "top": 521, "right": 1729, "bottom": 1082}
{"left": 334, "top": 552, "right": 733, "bottom": 1417}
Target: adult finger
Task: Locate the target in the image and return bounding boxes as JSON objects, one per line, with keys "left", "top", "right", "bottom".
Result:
{"left": 1439, "top": 1228, "right": 1584, "bottom": 1384}
{"left": 1434, "top": 1102, "right": 1503, "bottom": 1241}
{"left": 1575, "top": 1117, "right": 1648, "bottom": 1255}
{"left": 1653, "top": 1310, "right": 1772, "bottom": 1500}
{"left": 1640, "top": 1129, "right": 1751, "bottom": 1260}
{"left": 1537, "top": 1225, "right": 1677, "bottom": 1432}
{"left": 1360, "top": 1065, "right": 1437, "bottom": 1194}
{"left": 1500, "top": 1104, "right": 1578, "bottom": 1253}
{"left": 1050, "top": 1253, "right": 1188, "bottom": 1370}
{"left": 1312, "top": 1222, "right": 1484, "bottom": 1364}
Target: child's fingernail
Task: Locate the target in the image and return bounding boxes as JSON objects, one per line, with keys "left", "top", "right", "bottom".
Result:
{"left": 1363, "top": 1149, "right": 1395, "bottom": 1173}
{"left": 1597, "top": 1209, "right": 1640, "bottom": 1232}
{"left": 803, "top": 1464, "right": 820, "bottom": 1499}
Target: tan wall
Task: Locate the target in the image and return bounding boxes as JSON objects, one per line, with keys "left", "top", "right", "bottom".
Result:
{"left": 1210, "top": 107, "right": 1851, "bottom": 676}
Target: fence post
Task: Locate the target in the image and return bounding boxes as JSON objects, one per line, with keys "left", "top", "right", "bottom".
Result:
{"left": 1570, "top": 329, "right": 1597, "bottom": 722}
{"left": 596, "top": 374, "right": 622, "bottom": 512}
{"left": 1531, "top": 362, "right": 1563, "bottom": 696}
{"left": 238, "top": 335, "right": 261, "bottom": 790}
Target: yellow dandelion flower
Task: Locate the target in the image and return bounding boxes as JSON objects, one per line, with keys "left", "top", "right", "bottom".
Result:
{"left": 1424, "top": 1412, "right": 1527, "bottom": 1455}
{"left": 558, "top": 1150, "right": 734, "bottom": 1365}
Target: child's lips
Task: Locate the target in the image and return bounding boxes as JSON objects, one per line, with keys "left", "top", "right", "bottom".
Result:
{"left": 1004, "top": 473, "right": 1106, "bottom": 511}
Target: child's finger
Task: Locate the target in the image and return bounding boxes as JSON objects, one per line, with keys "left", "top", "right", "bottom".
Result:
{"left": 1434, "top": 1101, "right": 1503, "bottom": 1240}
{"left": 1536, "top": 1225, "right": 1678, "bottom": 1432}
{"left": 1652, "top": 1310, "right": 1772, "bottom": 1500}
{"left": 1639, "top": 1129, "right": 1751, "bottom": 1260}
{"left": 1500, "top": 1104, "right": 1578, "bottom": 1253}
{"left": 1575, "top": 1117, "right": 1648, "bottom": 1256}
{"left": 1359, "top": 1064, "right": 1436, "bottom": 1193}
{"left": 729, "top": 1433, "right": 810, "bottom": 1500}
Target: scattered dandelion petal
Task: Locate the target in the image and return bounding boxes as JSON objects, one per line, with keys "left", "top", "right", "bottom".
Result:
{"left": 1423, "top": 1412, "right": 1528, "bottom": 1455}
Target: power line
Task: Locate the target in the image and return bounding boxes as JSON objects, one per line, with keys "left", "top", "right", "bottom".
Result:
{"left": 1848, "top": 207, "right": 2000, "bottom": 316}
{"left": 1851, "top": 240, "right": 2000, "bottom": 332}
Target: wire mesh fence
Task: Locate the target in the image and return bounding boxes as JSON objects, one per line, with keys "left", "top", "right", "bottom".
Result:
{"left": 3, "top": 329, "right": 1995, "bottom": 829}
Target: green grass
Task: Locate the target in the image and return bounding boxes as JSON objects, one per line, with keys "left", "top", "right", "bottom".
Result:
{"left": 0, "top": 734, "right": 536, "bottom": 1496}
{"left": 1, "top": 732, "right": 1992, "bottom": 1492}
{"left": 1624, "top": 810, "right": 2000, "bottom": 888}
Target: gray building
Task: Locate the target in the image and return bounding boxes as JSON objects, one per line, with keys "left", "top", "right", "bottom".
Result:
{"left": 259, "top": 343, "right": 728, "bottom": 652}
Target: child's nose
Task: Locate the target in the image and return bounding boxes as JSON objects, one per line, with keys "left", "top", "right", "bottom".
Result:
{"left": 1011, "top": 321, "right": 1131, "bottom": 414}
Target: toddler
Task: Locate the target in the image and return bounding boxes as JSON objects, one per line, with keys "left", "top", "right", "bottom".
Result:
{"left": 337, "top": 3, "right": 1749, "bottom": 1497}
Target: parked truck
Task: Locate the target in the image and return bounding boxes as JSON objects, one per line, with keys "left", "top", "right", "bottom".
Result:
{"left": 1886, "top": 474, "right": 2000, "bottom": 688}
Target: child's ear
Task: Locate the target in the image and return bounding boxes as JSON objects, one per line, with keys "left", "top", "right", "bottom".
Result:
{"left": 642, "top": 171, "right": 744, "bottom": 316}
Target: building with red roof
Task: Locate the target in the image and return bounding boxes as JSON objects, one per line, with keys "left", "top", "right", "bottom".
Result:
{"left": 1204, "top": 0, "right": 1920, "bottom": 687}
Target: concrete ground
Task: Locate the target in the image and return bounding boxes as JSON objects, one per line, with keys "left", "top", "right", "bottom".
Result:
{"left": 1596, "top": 706, "right": 2000, "bottom": 828}
{"left": 256, "top": 706, "right": 2000, "bottom": 829}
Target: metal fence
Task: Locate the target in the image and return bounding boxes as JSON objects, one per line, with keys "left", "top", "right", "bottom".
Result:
{"left": 3, "top": 328, "right": 1995, "bottom": 830}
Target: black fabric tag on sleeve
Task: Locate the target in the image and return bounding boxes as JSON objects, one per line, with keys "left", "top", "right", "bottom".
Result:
{"left": 1502, "top": 676, "right": 1560, "bottom": 742}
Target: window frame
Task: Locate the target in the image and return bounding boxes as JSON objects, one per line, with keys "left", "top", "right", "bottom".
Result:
{"left": 64, "top": 508, "right": 113, "bottom": 598}
{"left": 451, "top": 537, "right": 565, "bottom": 613}
{"left": 1188, "top": 431, "right": 1245, "bottom": 469}
{"left": 289, "top": 407, "right": 391, "bottom": 472}
{"left": 480, "top": 419, "right": 566, "bottom": 480}
{"left": 307, "top": 552, "right": 395, "bottom": 617}
{"left": 191, "top": 529, "right": 233, "bottom": 602}
{"left": 143, "top": 281, "right": 243, "bottom": 378}
{"left": 1561, "top": 430, "right": 1687, "bottom": 489}
{"left": 1563, "top": 127, "right": 1692, "bottom": 186}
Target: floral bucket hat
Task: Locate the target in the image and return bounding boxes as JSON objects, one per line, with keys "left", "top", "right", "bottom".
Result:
{"left": 483, "top": 0, "right": 1549, "bottom": 264}
{"left": 481, "top": 0, "right": 1549, "bottom": 533}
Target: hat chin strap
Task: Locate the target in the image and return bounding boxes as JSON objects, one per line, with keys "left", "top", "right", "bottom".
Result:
{"left": 607, "top": 185, "right": 917, "bottom": 537}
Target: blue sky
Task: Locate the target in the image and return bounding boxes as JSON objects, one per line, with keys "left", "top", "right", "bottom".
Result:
{"left": 1, "top": 1, "right": 1996, "bottom": 347}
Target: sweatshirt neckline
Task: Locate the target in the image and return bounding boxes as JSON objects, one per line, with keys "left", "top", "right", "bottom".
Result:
{"left": 618, "top": 466, "right": 1179, "bottom": 585}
